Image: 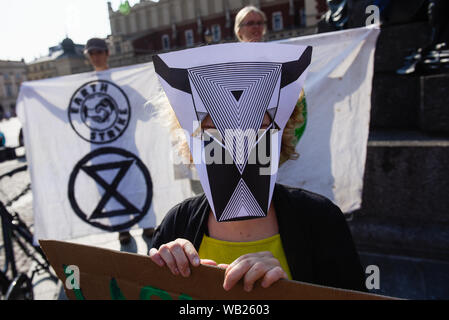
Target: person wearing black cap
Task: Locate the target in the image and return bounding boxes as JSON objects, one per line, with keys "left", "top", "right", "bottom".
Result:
{"left": 83, "top": 38, "right": 155, "bottom": 245}
{"left": 85, "top": 38, "right": 132, "bottom": 245}
{"left": 84, "top": 38, "right": 110, "bottom": 72}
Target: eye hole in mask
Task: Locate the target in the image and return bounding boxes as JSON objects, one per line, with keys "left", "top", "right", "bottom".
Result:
{"left": 197, "top": 112, "right": 274, "bottom": 141}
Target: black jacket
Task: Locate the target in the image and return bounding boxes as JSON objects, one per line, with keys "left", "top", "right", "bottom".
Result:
{"left": 151, "top": 183, "right": 367, "bottom": 292}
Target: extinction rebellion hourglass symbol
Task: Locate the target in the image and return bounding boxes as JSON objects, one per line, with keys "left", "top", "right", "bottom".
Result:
{"left": 68, "top": 147, "right": 153, "bottom": 231}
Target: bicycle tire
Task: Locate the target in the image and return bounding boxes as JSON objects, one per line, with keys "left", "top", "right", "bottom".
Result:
{"left": 5, "top": 273, "right": 34, "bottom": 300}
{"left": 0, "top": 270, "right": 11, "bottom": 296}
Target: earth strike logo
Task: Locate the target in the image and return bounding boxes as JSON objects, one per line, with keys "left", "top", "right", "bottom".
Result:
{"left": 68, "top": 80, "right": 130, "bottom": 144}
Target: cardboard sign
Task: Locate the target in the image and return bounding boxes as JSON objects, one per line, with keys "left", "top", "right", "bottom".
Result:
{"left": 40, "top": 240, "right": 395, "bottom": 300}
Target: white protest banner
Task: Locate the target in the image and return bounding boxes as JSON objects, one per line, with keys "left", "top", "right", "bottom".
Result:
{"left": 276, "top": 26, "right": 380, "bottom": 213}
{"left": 16, "top": 63, "right": 193, "bottom": 243}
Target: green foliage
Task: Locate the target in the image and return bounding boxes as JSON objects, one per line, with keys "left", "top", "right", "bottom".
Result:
{"left": 119, "top": 1, "right": 131, "bottom": 15}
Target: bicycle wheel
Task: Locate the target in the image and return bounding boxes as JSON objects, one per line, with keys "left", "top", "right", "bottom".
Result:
{"left": 5, "top": 273, "right": 34, "bottom": 300}
{"left": 0, "top": 270, "right": 11, "bottom": 297}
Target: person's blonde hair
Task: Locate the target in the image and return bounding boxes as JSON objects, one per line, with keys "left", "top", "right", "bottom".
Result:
{"left": 157, "top": 89, "right": 306, "bottom": 166}
{"left": 234, "top": 5, "right": 267, "bottom": 41}
{"left": 280, "top": 89, "right": 306, "bottom": 164}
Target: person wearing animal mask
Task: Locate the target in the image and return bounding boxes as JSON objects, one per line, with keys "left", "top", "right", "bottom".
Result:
{"left": 149, "top": 9, "right": 365, "bottom": 294}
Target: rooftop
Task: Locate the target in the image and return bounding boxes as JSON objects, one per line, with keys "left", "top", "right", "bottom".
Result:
{"left": 28, "top": 37, "right": 85, "bottom": 65}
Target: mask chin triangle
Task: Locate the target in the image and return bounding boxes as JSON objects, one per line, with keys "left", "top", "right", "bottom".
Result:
{"left": 231, "top": 90, "right": 244, "bottom": 102}
{"left": 218, "top": 179, "right": 266, "bottom": 222}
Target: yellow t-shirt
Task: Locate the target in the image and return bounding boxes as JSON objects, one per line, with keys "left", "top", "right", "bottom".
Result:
{"left": 198, "top": 234, "right": 292, "bottom": 280}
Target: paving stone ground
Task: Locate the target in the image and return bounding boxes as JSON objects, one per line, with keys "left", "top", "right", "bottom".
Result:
{"left": 0, "top": 158, "right": 34, "bottom": 281}
{"left": 0, "top": 157, "right": 153, "bottom": 300}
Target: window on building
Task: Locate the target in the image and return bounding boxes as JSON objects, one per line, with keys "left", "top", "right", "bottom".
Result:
{"left": 272, "top": 12, "right": 283, "bottom": 31}
{"left": 212, "top": 24, "right": 221, "bottom": 42}
{"left": 115, "top": 20, "right": 121, "bottom": 34}
{"left": 135, "top": 12, "right": 141, "bottom": 32}
{"left": 115, "top": 43, "right": 122, "bottom": 54}
{"left": 299, "top": 8, "right": 306, "bottom": 27}
{"left": 162, "top": 34, "right": 170, "bottom": 50}
{"left": 185, "top": 29, "right": 194, "bottom": 47}
{"left": 6, "top": 84, "right": 13, "bottom": 97}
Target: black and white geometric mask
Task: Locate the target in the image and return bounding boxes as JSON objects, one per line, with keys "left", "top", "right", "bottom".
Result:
{"left": 154, "top": 43, "right": 312, "bottom": 222}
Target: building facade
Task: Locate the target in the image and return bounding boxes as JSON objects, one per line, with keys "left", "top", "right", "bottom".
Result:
{"left": 26, "top": 38, "right": 91, "bottom": 82}
{"left": 0, "top": 60, "right": 27, "bottom": 118}
{"left": 106, "top": 0, "right": 327, "bottom": 67}
{"left": 1, "top": 1, "right": 328, "bottom": 117}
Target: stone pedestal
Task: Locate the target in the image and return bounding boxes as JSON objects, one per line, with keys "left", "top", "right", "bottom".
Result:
{"left": 349, "top": 130, "right": 449, "bottom": 299}
{"left": 374, "top": 22, "right": 431, "bottom": 73}
{"left": 370, "top": 22, "right": 433, "bottom": 131}
{"left": 318, "top": 20, "right": 449, "bottom": 298}
{"left": 352, "top": 131, "right": 449, "bottom": 257}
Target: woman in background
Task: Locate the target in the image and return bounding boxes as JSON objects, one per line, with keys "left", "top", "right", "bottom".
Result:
{"left": 234, "top": 5, "right": 267, "bottom": 42}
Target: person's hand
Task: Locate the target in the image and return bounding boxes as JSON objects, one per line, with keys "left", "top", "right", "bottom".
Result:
{"left": 150, "top": 242, "right": 287, "bottom": 292}
{"left": 149, "top": 238, "right": 206, "bottom": 277}
{"left": 222, "top": 251, "right": 288, "bottom": 292}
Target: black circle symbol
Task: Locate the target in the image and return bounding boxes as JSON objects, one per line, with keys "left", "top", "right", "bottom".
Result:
{"left": 68, "top": 147, "right": 152, "bottom": 231}
{"left": 68, "top": 80, "right": 131, "bottom": 144}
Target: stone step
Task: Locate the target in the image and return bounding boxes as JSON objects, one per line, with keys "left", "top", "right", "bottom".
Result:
{"left": 371, "top": 72, "right": 449, "bottom": 132}
{"left": 350, "top": 218, "right": 449, "bottom": 262}
{"left": 358, "top": 251, "right": 449, "bottom": 299}
{"left": 350, "top": 129, "right": 449, "bottom": 261}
